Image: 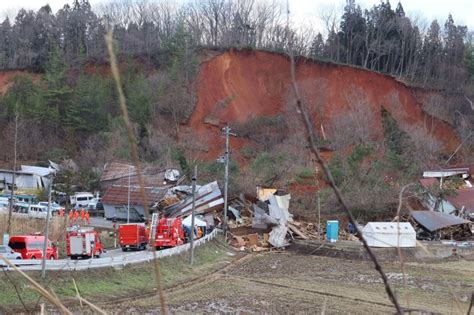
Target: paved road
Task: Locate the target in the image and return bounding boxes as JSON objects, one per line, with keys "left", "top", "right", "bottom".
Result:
{"left": 89, "top": 216, "right": 114, "bottom": 229}
{"left": 1, "top": 229, "right": 218, "bottom": 271}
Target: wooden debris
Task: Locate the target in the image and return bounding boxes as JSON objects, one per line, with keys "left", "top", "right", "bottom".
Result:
{"left": 288, "top": 222, "right": 309, "bottom": 240}
{"left": 247, "top": 233, "right": 259, "bottom": 246}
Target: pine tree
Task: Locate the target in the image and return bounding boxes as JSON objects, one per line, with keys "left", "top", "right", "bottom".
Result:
{"left": 43, "top": 42, "right": 72, "bottom": 128}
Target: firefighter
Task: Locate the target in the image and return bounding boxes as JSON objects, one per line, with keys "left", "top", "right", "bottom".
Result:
{"left": 68, "top": 209, "right": 74, "bottom": 222}
{"left": 74, "top": 210, "right": 80, "bottom": 224}
{"left": 80, "top": 208, "right": 86, "bottom": 223}
{"left": 85, "top": 211, "right": 90, "bottom": 225}
{"left": 59, "top": 208, "right": 64, "bottom": 217}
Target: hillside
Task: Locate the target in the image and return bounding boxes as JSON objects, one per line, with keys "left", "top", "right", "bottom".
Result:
{"left": 0, "top": 49, "right": 466, "bottom": 213}
{"left": 186, "top": 50, "right": 459, "bottom": 162}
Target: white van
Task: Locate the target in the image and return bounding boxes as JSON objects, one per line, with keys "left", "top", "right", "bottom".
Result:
{"left": 70, "top": 192, "right": 95, "bottom": 207}
{"left": 28, "top": 205, "right": 52, "bottom": 219}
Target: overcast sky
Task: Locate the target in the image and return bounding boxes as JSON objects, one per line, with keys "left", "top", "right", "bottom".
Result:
{"left": 0, "top": 0, "right": 472, "bottom": 33}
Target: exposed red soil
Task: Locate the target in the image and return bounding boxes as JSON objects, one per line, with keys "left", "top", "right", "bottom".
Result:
{"left": 0, "top": 70, "right": 36, "bottom": 95}
{"left": 187, "top": 50, "right": 459, "bottom": 162}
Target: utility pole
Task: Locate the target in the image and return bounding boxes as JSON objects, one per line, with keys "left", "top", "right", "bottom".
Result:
{"left": 223, "top": 125, "right": 230, "bottom": 235}
{"left": 189, "top": 165, "right": 197, "bottom": 265}
{"left": 220, "top": 125, "right": 236, "bottom": 235}
{"left": 41, "top": 174, "right": 54, "bottom": 279}
{"left": 127, "top": 165, "right": 131, "bottom": 224}
{"left": 317, "top": 193, "right": 321, "bottom": 240}
{"left": 7, "top": 111, "right": 18, "bottom": 236}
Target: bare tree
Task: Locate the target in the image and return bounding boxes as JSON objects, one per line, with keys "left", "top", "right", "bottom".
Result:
{"left": 327, "top": 87, "right": 377, "bottom": 149}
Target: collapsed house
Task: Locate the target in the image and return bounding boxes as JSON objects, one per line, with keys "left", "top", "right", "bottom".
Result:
{"left": 102, "top": 172, "right": 171, "bottom": 221}
{"left": 410, "top": 210, "right": 472, "bottom": 241}
{"left": 419, "top": 166, "right": 474, "bottom": 220}
{"left": 100, "top": 162, "right": 184, "bottom": 221}
{"left": 160, "top": 181, "right": 224, "bottom": 226}
{"left": 0, "top": 164, "right": 57, "bottom": 193}
{"left": 226, "top": 187, "right": 321, "bottom": 251}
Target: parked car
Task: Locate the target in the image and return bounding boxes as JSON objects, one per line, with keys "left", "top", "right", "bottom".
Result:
{"left": 28, "top": 204, "right": 53, "bottom": 219}
{"left": 0, "top": 201, "right": 9, "bottom": 212}
{"left": 0, "top": 245, "right": 22, "bottom": 260}
{"left": 8, "top": 235, "right": 58, "bottom": 260}
{"left": 70, "top": 192, "right": 95, "bottom": 207}
{"left": 38, "top": 202, "right": 63, "bottom": 214}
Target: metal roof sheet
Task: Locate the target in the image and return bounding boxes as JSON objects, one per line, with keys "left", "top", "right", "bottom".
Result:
{"left": 445, "top": 188, "right": 474, "bottom": 213}
{"left": 102, "top": 185, "right": 168, "bottom": 206}
{"left": 411, "top": 211, "right": 471, "bottom": 232}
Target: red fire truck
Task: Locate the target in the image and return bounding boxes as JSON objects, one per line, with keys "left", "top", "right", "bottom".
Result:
{"left": 152, "top": 217, "right": 185, "bottom": 249}
{"left": 66, "top": 227, "right": 103, "bottom": 259}
{"left": 119, "top": 223, "right": 148, "bottom": 251}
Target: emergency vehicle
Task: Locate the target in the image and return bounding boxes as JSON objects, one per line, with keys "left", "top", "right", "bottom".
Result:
{"left": 8, "top": 235, "right": 58, "bottom": 260}
{"left": 119, "top": 223, "right": 148, "bottom": 251}
{"left": 152, "top": 217, "right": 185, "bottom": 249}
{"left": 66, "top": 227, "right": 103, "bottom": 259}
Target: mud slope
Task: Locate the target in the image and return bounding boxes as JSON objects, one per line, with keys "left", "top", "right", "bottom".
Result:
{"left": 188, "top": 50, "right": 458, "bottom": 160}
{"left": 0, "top": 70, "right": 33, "bottom": 95}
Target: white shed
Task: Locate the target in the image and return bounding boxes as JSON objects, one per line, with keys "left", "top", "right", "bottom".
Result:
{"left": 362, "top": 222, "right": 416, "bottom": 248}
{"left": 182, "top": 215, "right": 207, "bottom": 227}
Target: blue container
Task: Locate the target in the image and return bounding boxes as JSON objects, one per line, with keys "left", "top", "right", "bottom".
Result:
{"left": 326, "top": 220, "right": 339, "bottom": 242}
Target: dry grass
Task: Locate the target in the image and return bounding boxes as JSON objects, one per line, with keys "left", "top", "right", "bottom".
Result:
{"left": 0, "top": 213, "right": 67, "bottom": 242}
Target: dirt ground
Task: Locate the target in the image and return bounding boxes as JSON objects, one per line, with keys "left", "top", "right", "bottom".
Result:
{"left": 110, "top": 251, "right": 474, "bottom": 314}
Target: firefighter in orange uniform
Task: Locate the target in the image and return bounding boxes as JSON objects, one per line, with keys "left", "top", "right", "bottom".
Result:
{"left": 74, "top": 210, "right": 80, "bottom": 223}
{"left": 59, "top": 208, "right": 64, "bottom": 217}
{"left": 85, "top": 211, "right": 90, "bottom": 225}
{"left": 68, "top": 209, "right": 74, "bottom": 224}
{"left": 80, "top": 208, "right": 86, "bottom": 224}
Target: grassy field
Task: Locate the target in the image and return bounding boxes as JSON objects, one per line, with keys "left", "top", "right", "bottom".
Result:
{"left": 2, "top": 239, "right": 473, "bottom": 314}
{"left": 0, "top": 237, "right": 240, "bottom": 313}
{"left": 117, "top": 252, "right": 474, "bottom": 314}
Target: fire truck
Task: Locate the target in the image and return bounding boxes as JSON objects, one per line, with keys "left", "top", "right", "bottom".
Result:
{"left": 119, "top": 223, "right": 148, "bottom": 251}
{"left": 152, "top": 217, "right": 185, "bottom": 249}
{"left": 66, "top": 227, "right": 103, "bottom": 259}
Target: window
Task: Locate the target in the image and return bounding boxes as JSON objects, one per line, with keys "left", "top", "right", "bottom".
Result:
{"left": 29, "top": 241, "right": 44, "bottom": 249}
{"left": 9, "top": 242, "right": 26, "bottom": 250}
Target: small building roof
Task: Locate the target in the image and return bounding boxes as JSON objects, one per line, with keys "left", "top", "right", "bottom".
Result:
{"left": 362, "top": 222, "right": 415, "bottom": 234}
{"left": 21, "top": 165, "right": 55, "bottom": 177}
{"left": 411, "top": 211, "right": 471, "bottom": 232}
{"left": 445, "top": 189, "right": 474, "bottom": 214}
{"left": 182, "top": 215, "right": 207, "bottom": 227}
{"left": 102, "top": 185, "right": 168, "bottom": 207}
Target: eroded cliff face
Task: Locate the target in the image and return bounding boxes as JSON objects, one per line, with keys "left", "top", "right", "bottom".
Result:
{"left": 186, "top": 49, "right": 458, "bottom": 162}
{"left": 0, "top": 50, "right": 459, "bottom": 168}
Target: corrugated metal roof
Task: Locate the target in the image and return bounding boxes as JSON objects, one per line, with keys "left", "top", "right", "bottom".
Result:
{"left": 445, "top": 188, "right": 474, "bottom": 213}
{"left": 164, "top": 181, "right": 223, "bottom": 217}
{"left": 102, "top": 185, "right": 168, "bottom": 206}
{"left": 411, "top": 211, "right": 471, "bottom": 232}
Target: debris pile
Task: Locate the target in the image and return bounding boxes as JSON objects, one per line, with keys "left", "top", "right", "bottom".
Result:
{"left": 226, "top": 187, "right": 321, "bottom": 251}
{"left": 410, "top": 211, "right": 472, "bottom": 241}
{"left": 159, "top": 181, "right": 224, "bottom": 219}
